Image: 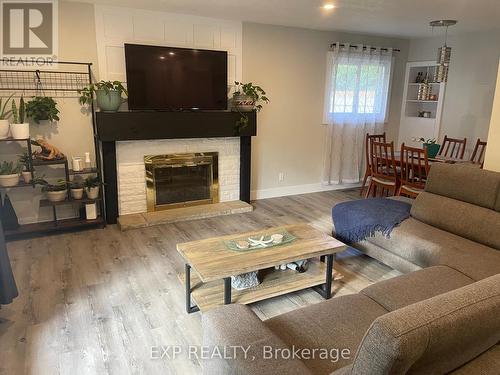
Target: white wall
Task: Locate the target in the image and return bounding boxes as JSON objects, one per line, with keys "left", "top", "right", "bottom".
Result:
{"left": 243, "top": 23, "right": 409, "bottom": 198}
{"left": 484, "top": 59, "right": 500, "bottom": 172}
{"left": 408, "top": 31, "right": 500, "bottom": 155}
{"left": 94, "top": 5, "right": 242, "bottom": 84}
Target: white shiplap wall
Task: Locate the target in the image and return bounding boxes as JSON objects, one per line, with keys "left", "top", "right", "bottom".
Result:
{"left": 94, "top": 5, "right": 242, "bottom": 84}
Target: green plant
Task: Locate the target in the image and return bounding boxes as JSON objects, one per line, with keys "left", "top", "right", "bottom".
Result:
{"left": 18, "top": 152, "right": 31, "bottom": 171}
{"left": 0, "top": 94, "right": 14, "bottom": 120}
{"left": 414, "top": 137, "right": 437, "bottom": 144}
{"left": 232, "top": 82, "right": 269, "bottom": 132}
{"left": 35, "top": 178, "right": 67, "bottom": 192}
{"left": 78, "top": 81, "right": 128, "bottom": 106}
{"left": 0, "top": 161, "right": 22, "bottom": 175}
{"left": 84, "top": 176, "right": 100, "bottom": 188}
{"left": 11, "top": 96, "right": 26, "bottom": 123}
{"left": 26, "top": 96, "right": 60, "bottom": 124}
{"left": 69, "top": 180, "right": 84, "bottom": 189}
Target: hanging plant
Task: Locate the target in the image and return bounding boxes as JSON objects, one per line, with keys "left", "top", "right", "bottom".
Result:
{"left": 231, "top": 82, "right": 269, "bottom": 133}
{"left": 26, "top": 96, "right": 60, "bottom": 124}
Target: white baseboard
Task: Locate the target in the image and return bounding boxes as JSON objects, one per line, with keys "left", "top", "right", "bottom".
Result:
{"left": 251, "top": 182, "right": 361, "bottom": 200}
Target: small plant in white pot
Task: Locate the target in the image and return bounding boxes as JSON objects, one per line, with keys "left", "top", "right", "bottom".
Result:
{"left": 0, "top": 94, "right": 14, "bottom": 139}
{"left": 0, "top": 161, "right": 22, "bottom": 187}
{"left": 69, "top": 180, "right": 84, "bottom": 200}
{"left": 231, "top": 82, "right": 269, "bottom": 132}
{"left": 10, "top": 96, "right": 30, "bottom": 139}
{"left": 78, "top": 80, "right": 128, "bottom": 112}
{"left": 37, "top": 179, "right": 68, "bottom": 202}
{"left": 84, "top": 176, "right": 100, "bottom": 200}
{"left": 18, "top": 152, "right": 32, "bottom": 183}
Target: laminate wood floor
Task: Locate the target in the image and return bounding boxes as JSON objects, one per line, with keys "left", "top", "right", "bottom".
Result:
{"left": 0, "top": 189, "right": 400, "bottom": 375}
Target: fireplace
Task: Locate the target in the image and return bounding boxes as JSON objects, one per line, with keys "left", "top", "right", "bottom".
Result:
{"left": 145, "top": 152, "right": 219, "bottom": 211}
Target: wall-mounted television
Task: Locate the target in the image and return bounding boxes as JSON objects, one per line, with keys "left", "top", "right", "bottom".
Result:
{"left": 124, "top": 44, "right": 228, "bottom": 111}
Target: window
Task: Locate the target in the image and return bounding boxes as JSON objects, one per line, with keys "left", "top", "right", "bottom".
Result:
{"left": 324, "top": 49, "right": 393, "bottom": 123}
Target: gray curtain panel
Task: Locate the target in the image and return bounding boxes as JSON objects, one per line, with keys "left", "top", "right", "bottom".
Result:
{"left": 0, "top": 222, "right": 18, "bottom": 305}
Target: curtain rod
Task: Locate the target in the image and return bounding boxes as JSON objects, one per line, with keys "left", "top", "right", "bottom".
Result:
{"left": 330, "top": 43, "right": 400, "bottom": 52}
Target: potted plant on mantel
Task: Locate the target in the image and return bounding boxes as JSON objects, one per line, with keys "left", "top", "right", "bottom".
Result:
{"left": 231, "top": 81, "right": 269, "bottom": 132}
{"left": 10, "top": 96, "right": 30, "bottom": 139}
{"left": 0, "top": 161, "right": 22, "bottom": 187}
{"left": 78, "top": 80, "right": 128, "bottom": 112}
{"left": 0, "top": 94, "right": 14, "bottom": 139}
{"left": 26, "top": 96, "right": 60, "bottom": 124}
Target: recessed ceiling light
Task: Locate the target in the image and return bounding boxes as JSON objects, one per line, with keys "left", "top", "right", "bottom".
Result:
{"left": 323, "top": 3, "right": 335, "bottom": 10}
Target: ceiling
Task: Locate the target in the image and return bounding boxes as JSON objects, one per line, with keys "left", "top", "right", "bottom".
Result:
{"left": 72, "top": 0, "right": 500, "bottom": 38}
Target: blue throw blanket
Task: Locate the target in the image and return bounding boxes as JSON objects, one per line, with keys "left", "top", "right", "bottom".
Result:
{"left": 332, "top": 198, "right": 411, "bottom": 244}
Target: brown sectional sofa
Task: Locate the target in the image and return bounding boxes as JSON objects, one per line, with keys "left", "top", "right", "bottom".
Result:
{"left": 202, "top": 164, "right": 500, "bottom": 374}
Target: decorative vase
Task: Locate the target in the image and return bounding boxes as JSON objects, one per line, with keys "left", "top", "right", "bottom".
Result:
{"left": 231, "top": 271, "right": 260, "bottom": 290}
{"left": 71, "top": 188, "right": 84, "bottom": 200}
{"left": 10, "top": 123, "right": 29, "bottom": 139}
{"left": 0, "top": 119, "right": 10, "bottom": 139}
{"left": 21, "top": 171, "right": 32, "bottom": 183}
{"left": 85, "top": 186, "right": 99, "bottom": 200}
{"left": 96, "top": 89, "right": 122, "bottom": 112}
{"left": 231, "top": 94, "right": 255, "bottom": 112}
{"left": 85, "top": 202, "right": 97, "bottom": 220}
{"left": 0, "top": 174, "right": 20, "bottom": 187}
{"left": 46, "top": 190, "right": 67, "bottom": 202}
{"left": 424, "top": 143, "right": 440, "bottom": 158}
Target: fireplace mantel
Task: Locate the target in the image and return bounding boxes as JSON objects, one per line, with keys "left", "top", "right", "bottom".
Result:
{"left": 96, "top": 110, "right": 257, "bottom": 224}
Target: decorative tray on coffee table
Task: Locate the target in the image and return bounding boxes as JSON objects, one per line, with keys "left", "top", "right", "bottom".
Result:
{"left": 224, "top": 230, "right": 296, "bottom": 252}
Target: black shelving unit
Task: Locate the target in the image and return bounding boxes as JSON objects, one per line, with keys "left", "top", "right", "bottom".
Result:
{"left": 0, "top": 62, "right": 105, "bottom": 241}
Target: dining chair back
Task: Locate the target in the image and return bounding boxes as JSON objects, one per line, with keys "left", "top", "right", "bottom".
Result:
{"left": 360, "top": 132, "right": 386, "bottom": 196}
{"left": 365, "top": 140, "right": 398, "bottom": 198}
{"left": 470, "top": 138, "right": 487, "bottom": 166}
{"left": 398, "top": 143, "right": 430, "bottom": 198}
{"left": 438, "top": 135, "right": 467, "bottom": 160}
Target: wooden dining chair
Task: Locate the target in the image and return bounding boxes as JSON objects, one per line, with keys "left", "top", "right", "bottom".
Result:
{"left": 469, "top": 138, "right": 487, "bottom": 167}
{"left": 360, "top": 132, "right": 386, "bottom": 196}
{"left": 438, "top": 135, "right": 467, "bottom": 160}
{"left": 398, "top": 143, "right": 430, "bottom": 198}
{"left": 365, "top": 140, "right": 398, "bottom": 198}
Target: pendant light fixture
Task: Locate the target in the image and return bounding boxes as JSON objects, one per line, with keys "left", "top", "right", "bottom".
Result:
{"left": 429, "top": 20, "right": 457, "bottom": 83}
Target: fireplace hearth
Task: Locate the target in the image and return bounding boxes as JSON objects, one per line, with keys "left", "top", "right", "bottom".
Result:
{"left": 145, "top": 153, "right": 219, "bottom": 211}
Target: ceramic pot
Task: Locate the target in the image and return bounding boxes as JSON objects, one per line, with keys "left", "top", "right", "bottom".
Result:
{"left": 0, "top": 173, "right": 20, "bottom": 187}
{"left": 424, "top": 143, "right": 441, "bottom": 158}
{"left": 46, "top": 190, "right": 67, "bottom": 202}
{"left": 71, "top": 188, "right": 84, "bottom": 200}
{"left": 21, "top": 171, "right": 32, "bottom": 183}
{"left": 96, "top": 89, "right": 122, "bottom": 112}
{"left": 85, "top": 186, "right": 99, "bottom": 200}
{"left": 231, "top": 94, "right": 255, "bottom": 112}
{"left": 0, "top": 119, "right": 10, "bottom": 139}
{"left": 10, "top": 122, "right": 29, "bottom": 139}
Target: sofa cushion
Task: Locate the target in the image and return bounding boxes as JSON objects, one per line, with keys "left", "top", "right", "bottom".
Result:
{"left": 424, "top": 163, "right": 500, "bottom": 210}
{"left": 351, "top": 274, "right": 500, "bottom": 375}
{"left": 361, "top": 266, "right": 474, "bottom": 311}
{"left": 363, "top": 217, "right": 500, "bottom": 280}
{"left": 264, "top": 294, "right": 388, "bottom": 375}
{"left": 411, "top": 192, "right": 500, "bottom": 249}
{"left": 449, "top": 345, "right": 500, "bottom": 374}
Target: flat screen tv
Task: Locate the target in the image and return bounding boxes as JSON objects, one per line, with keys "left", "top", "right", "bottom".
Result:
{"left": 124, "top": 44, "right": 228, "bottom": 111}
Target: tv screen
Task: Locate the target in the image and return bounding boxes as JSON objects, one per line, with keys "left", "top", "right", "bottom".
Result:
{"left": 124, "top": 44, "right": 228, "bottom": 111}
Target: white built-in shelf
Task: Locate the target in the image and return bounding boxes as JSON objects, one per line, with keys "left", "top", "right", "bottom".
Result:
{"left": 406, "top": 100, "right": 439, "bottom": 103}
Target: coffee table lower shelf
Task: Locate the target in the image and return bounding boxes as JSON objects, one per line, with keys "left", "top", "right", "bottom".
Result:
{"left": 180, "top": 258, "right": 336, "bottom": 312}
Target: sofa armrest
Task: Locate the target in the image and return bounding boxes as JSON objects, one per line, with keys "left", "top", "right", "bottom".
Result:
{"left": 202, "top": 304, "right": 313, "bottom": 375}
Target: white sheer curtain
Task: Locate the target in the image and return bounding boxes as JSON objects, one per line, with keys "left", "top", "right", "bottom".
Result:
{"left": 323, "top": 43, "right": 393, "bottom": 185}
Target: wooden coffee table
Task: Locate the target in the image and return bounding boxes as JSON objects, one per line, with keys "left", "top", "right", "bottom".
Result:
{"left": 176, "top": 223, "right": 347, "bottom": 313}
